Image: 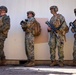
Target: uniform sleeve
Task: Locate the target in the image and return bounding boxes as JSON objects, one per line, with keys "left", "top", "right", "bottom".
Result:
{"left": 60, "top": 14, "right": 65, "bottom": 23}
{"left": 0, "top": 16, "right": 10, "bottom": 32}
{"left": 59, "top": 14, "right": 69, "bottom": 35}
{"left": 59, "top": 15, "right": 67, "bottom": 31}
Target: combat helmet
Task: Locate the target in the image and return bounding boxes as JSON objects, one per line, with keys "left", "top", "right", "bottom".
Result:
{"left": 27, "top": 11, "right": 35, "bottom": 17}
{"left": 50, "top": 6, "right": 58, "bottom": 12}
{"left": 0, "top": 6, "right": 8, "bottom": 13}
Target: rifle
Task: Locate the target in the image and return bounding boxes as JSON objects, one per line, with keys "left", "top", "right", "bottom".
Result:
{"left": 45, "top": 21, "right": 58, "bottom": 37}
{"left": 46, "top": 21, "right": 67, "bottom": 41}
{"left": 69, "top": 20, "right": 76, "bottom": 28}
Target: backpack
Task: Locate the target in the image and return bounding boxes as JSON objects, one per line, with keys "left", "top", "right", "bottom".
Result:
{"left": 56, "top": 20, "right": 69, "bottom": 41}
{"left": 56, "top": 14, "right": 69, "bottom": 34}
{"left": 57, "top": 20, "right": 69, "bottom": 34}
{"left": 32, "top": 20, "right": 41, "bottom": 36}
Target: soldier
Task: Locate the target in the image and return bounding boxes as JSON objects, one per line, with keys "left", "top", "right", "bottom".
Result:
{"left": 0, "top": 6, "right": 10, "bottom": 66}
{"left": 73, "top": 33, "right": 76, "bottom": 66}
{"left": 47, "top": 6, "right": 68, "bottom": 67}
{"left": 20, "top": 11, "right": 35, "bottom": 67}
{"left": 70, "top": 8, "right": 76, "bottom": 66}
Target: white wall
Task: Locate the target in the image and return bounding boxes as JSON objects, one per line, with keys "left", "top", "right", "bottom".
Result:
{"left": 0, "top": 0, "right": 76, "bottom": 60}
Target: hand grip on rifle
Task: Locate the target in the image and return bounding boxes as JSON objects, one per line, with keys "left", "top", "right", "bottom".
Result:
{"left": 20, "top": 20, "right": 25, "bottom": 25}
{"left": 45, "top": 21, "right": 57, "bottom": 32}
{"left": 69, "top": 22, "right": 73, "bottom": 27}
{"left": 46, "top": 21, "right": 51, "bottom": 32}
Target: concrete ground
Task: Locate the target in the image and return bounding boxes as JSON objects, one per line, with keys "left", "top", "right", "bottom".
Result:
{"left": 0, "top": 66, "right": 76, "bottom": 75}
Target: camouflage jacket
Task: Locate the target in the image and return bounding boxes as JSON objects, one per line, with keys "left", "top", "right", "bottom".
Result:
{"left": 21, "top": 17, "right": 35, "bottom": 34}
{"left": 50, "top": 14, "right": 68, "bottom": 36}
{"left": 0, "top": 15, "right": 10, "bottom": 38}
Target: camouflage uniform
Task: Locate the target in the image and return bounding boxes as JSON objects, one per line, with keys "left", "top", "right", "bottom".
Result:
{"left": 49, "top": 14, "right": 67, "bottom": 62}
{"left": 70, "top": 8, "right": 76, "bottom": 65}
{"left": 73, "top": 38, "right": 76, "bottom": 61}
{"left": 71, "top": 20, "right": 76, "bottom": 62}
{"left": 0, "top": 15, "right": 10, "bottom": 60}
{"left": 25, "top": 33, "right": 34, "bottom": 61}
{"left": 21, "top": 17, "right": 35, "bottom": 62}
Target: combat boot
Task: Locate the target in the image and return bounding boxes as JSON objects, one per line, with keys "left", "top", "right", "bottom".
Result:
{"left": 0, "top": 60, "right": 2, "bottom": 66}
{"left": 50, "top": 61, "right": 57, "bottom": 66}
{"left": 25, "top": 61, "right": 35, "bottom": 67}
{"left": 0, "top": 60, "right": 6, "bottom": 66}
{"left": 58, "top": 61, "right": 64, "bottom": 67}
{"left": 73, "top": 61, "right": 76, "bottom": 66}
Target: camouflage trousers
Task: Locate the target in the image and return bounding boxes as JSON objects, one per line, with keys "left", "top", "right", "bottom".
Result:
{"left": 0, "top": 37, "right": 5, "bottom": 60}
{"left": 25, "top": 33, "right": 34, "bottom": 61}
{"left": 73, "top": 39, "right": 76, "bottom": 61}
{"left": 49, "top": 33, "right": 64, "bottom": 62}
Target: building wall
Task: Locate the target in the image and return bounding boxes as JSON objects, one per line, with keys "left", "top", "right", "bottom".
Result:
{"left": 0, "top": 0, "right": 76, "bottom": 60}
